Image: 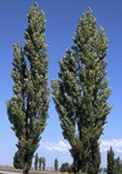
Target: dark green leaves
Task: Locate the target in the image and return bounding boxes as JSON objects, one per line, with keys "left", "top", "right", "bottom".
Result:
{"left": 7, "top": 4, "right": 48, "bottom": 174}
{"left": 52, "top": 9, "right": 111, "bottom": 174}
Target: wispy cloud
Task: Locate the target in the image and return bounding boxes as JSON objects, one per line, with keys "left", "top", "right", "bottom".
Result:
{"left": 100, "top": 139, "right": 122, "bottom": 153}
{"left": 40, "top": 140, "right": 70, "bottom": 152}
{"left": 40, "top": 139, "right": 122, "bottom": 154}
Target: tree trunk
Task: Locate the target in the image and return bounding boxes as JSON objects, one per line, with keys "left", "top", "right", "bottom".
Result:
{"left": 75, "top": 170, "right": 87, "bottom": 174}
{"left": 23, "top": 163, "right": 30, "bottom": 174}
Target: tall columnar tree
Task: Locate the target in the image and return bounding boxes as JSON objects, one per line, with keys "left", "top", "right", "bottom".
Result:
{"left": 107, "top": 149, "right": 122, "bottom": 174}
{"left": 34, "top": 153, "right": 39, "bottom": 170}
{"left": 42, "top": 157, "right": 46, "bottom": 171}
{"left": 107, "top": 147, "right": 115, "bottom": 174}
{"left": 39, "top": 157, "right": 42, "bottom": 170}
{"left": 7, "top": 4, "right": 48, "bottom": 174}
{"left": 114, "top": 157, "right": 121, "bottom": 174}
{"left": 52, "top": 9, "right": 111, "bottom": 174}
{"left": 54, "top": 158, "right": 59, "bottom": 172}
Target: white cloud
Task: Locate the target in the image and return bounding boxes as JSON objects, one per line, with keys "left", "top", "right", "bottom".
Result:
{"left": 38, "top": 139, "right": 122, "bottom": 167}
{"left": 40, "top": 140, "right": 70, "bottom": 152}
{"left": 40, "top": 139, "right": 122, "bottom": 154}
{"left": 100, "top": 139, "right": 122, "bottom": 153}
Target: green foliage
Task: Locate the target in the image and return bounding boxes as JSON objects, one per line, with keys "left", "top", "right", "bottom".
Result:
{"left": 54, "top": 158, "right": 59, "bottom": 171}
{"left": 60, "top": 163, "right": 72, "bottom": 173}
{"left": 39, "top": 157, "right": 42, "bottom": 170}
{"left": 114, "top": 157, "right": 120, "bottom": 174}
{"left": 107, "top": 148, "right": 122, "bottom": 174}
{"left": 7, "top": 3, "right": 48, "bottom": 174}
{"left": 13, "top": 150, "right": 24, "bottom": 169}
{"left": 34, "top": 153, "right": 39, "bottom": 170}
{"left": 38, "top": 156, "right": 46, "bottom": 170}
{"left": 52, "top": 8, "right": 111, "bottom": 174}
{"left": 107, "top": 147, "right": 115, "bottom": 174}
{"left": 42, "top": 157, "right": 46, "bottom": 171}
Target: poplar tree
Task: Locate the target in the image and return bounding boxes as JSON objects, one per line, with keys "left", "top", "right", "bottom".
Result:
{"left": 39, "top": 157, "right": 42, "bottom": 170}
{"left": 52, "top": 9, "right": 111, "bottom": 174}
{"left": 42, "top": 157, "right": 46, "bottom": 171}
{"left": 54, "top": 158, "right": 59, "bottom": 171}
{"left": 7, "top": 4, "right": 48, "bottom": 174}
{"left": 34, "top": 153, "right": 39, "bottom": 170}
{"left": 114, "top": 157, "right": 121, "bottom": 174}
{"left": 107, "top": 147, "right": 115, "bottom": 174}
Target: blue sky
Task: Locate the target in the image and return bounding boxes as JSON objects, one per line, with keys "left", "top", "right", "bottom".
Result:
{"left": 0, "top": 0, "right": 122, "bottom": 168}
